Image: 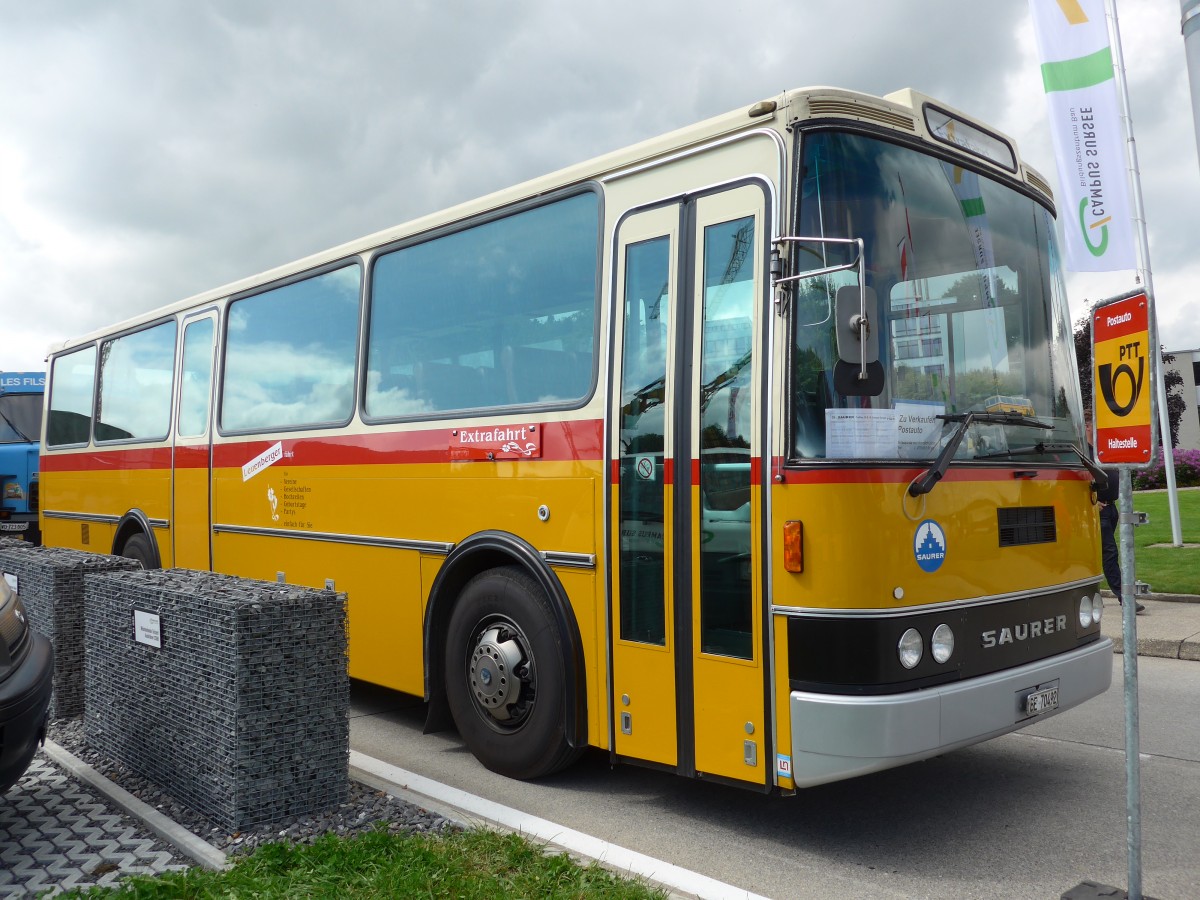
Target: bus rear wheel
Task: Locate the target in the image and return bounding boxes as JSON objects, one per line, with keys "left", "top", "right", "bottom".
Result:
{"left": 120, "top": 534, "right": 157, "bottom": 569}
{"left": 444, "top": 566, "right": 580, "bottom": 779}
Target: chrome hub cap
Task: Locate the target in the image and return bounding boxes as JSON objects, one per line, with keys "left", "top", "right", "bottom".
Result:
{"left": 469, "top": 624, "right": 529, "bottom": 722}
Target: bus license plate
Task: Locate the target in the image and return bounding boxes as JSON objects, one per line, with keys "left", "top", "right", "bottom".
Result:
{"left": 0, "top": 522, "right": 27, "bottom": 532}
{"left": 1024, "top": 686, "right": 1059, "bottom": 717}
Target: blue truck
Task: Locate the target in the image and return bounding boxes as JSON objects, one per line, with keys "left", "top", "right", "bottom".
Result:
{"left": 0, "top": 372, "right": 44, "bottom": 545}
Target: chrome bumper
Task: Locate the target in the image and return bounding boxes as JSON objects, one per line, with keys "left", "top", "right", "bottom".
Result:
{"left": 788, "top": 637, "right": 1113, "bottom": 787}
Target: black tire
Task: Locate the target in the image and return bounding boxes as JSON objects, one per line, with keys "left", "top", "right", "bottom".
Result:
{"left": 120, "top": 533, "right": 157, "bottom": 569}
{"left": 0, "top": 739, "right": 41, "bottom": 795}
{"left": 444, "top": 566, "right": 582, "bottom": 779}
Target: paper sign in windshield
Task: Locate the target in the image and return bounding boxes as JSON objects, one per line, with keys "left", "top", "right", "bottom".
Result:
{"left": 825, "top": 409, "right": 897, "bottom": 459}
{"left": 895, "top": 402, "right": 945, "bottom": 459}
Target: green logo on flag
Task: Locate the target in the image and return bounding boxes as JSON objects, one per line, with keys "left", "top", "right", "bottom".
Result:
{"left": 1040, "top": 46, "right": 1114, "bottom": 93}
{"left": 1078, "top": 197, "right": 1110, "bottom": 257}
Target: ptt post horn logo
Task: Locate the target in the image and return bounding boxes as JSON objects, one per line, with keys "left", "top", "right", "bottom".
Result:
{"left": 1097, "top": 351, "right": 1144, "bottom": 417}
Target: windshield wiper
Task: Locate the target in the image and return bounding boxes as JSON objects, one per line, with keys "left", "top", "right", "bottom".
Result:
{"left": 0, "top": 406, "right": 32, "bottom": 443}
{"left": 976, "top": 441, "right": 1108, "bottom": 490}
{"left": 908, "top": 411, "right": 1053, "bottom": 497}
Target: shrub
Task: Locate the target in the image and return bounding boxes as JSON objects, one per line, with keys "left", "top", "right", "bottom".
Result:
{"left": 1133, "top": 448, "right": 1200, "bottom": 490}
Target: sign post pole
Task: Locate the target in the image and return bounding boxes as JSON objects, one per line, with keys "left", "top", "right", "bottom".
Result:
{"left": 1091, "top": 288, "right": 1156, "bottom": 900}
{"left": 1117, "top": 465, "right": 1142, "bottom": 899}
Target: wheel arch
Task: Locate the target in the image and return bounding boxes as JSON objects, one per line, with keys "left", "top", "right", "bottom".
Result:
{"left": 111, "top": 509, "right": 162, "bottom": 569}
{"left": 423, "top": 530, "right": 587, "bottom": 749}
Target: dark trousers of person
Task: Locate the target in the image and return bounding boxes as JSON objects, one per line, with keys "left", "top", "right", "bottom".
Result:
{"left": 1100, "top": 502, "right": 1122, "bottom": 599}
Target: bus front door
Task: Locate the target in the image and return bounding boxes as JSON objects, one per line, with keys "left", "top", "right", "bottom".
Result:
{"left": 611, "top": 185, "right": 768, "bottom": 787}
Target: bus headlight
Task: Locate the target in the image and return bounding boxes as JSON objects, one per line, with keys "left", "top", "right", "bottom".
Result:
{"left": 1078, "top": 595, "right": 1094, "bottom": 628}
{"left": 898, "top": 628, "right": 923, "bottom": 669}
{"left": 931, "top": 623, "right": 954, "bottom": 663}
{"left": 1092, "top": 592, "right": 1103, "bottom": 624}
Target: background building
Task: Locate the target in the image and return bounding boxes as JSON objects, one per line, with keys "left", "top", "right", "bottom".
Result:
{"left": 1165, "top": 348, "right": 1200, "bottom": 451}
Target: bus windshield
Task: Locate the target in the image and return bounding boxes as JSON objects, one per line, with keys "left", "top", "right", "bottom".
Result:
{"left": 789, "top": 129, "right": 1083, "bottom": 464}
{"left": 0, "top": 393, "right": 42, "bottom": 444}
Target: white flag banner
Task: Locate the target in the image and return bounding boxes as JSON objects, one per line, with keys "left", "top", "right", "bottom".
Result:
{"left": 1029, "top": 0, "right": 1136, "bottom": 272}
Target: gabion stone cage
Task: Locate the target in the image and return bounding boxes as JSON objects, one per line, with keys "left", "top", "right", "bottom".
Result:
{"left": 83, "top": 568, "right": 349, "bottom": 832}
{"left": 0, "top": 546, "right": 140, "bottom": 719}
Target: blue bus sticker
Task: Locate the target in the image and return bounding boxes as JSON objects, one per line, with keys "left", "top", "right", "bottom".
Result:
{"left": 776, "top": 754, "right": 792, "bottom": 779}
{"left": 914, "top": 519, "right": 947, "bottom": 572}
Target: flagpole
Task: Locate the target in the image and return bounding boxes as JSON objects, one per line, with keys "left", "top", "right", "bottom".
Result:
{"left": 1106, "top": 9, "right": 1152, "bottom": 899}
{"left": 1107, "top": 0, "right": 1184, "bottom": 547}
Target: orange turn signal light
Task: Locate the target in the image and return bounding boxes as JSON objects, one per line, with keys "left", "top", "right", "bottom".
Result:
{"left": 783, "top": 520, "right": 803, "bottom": 573}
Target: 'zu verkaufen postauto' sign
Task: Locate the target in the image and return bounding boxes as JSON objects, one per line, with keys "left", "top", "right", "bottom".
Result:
{"left": 1090, "top": 289, "right": 1156, "bottom": 467}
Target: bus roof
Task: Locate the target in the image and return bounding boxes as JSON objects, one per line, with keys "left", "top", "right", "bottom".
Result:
{"left": 46, "top": 85, "right": 1049, "bottom": 356}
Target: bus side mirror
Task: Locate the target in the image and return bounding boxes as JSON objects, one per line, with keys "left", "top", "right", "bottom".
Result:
{"left": 834, "top": 285, "right": 879, "bottom": 366}
{"left": 833, "top": 285, "right": 884, "bottom": 396}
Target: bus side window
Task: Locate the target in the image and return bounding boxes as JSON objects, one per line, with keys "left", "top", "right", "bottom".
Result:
{"left": 367, "top": 191, "right": 599, "bottom": 419}
{"left": 47, "top": 345, "right": 98, "bottom": 447}
{"left": 222, "top": 265, "right": 360, "bottom": 433}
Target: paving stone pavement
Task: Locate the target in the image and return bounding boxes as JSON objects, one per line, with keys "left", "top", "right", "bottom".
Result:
{"left": 0, "top": 752, "right": 189, "bottom": 898}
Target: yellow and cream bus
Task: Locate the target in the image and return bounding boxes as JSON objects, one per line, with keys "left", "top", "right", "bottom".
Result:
{"left": 40, "top": 86, "right": 1112, "bottom": 791}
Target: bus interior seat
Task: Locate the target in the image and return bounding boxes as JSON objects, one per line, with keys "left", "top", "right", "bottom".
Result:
{"left": 501, "top": 345, "right": 585, "bottom": 404}
{"left": 415, "top": 361, "right": 494, "bottom": 411}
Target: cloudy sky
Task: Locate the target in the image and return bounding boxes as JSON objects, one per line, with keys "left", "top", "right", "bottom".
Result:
{"left": 2, "top": 0, "right": 1197, "bottom": 375}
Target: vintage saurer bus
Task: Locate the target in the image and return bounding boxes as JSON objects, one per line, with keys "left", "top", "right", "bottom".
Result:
{"left": 40, "top": 86, "right": 1112, "bottom": 791}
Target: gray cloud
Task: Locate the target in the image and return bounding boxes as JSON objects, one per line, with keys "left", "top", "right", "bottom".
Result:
{"left": 2, "top": 0, "right": 1197, "bottom": 373}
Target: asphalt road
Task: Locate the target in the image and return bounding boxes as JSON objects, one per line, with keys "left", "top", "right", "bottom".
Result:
{"left": 350, "top": 655, "right": 1200, "bottom": 900}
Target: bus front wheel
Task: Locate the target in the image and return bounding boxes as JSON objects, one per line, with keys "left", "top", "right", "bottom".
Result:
{"left": 444, "top": 566, "right": 579, "bottom": 779}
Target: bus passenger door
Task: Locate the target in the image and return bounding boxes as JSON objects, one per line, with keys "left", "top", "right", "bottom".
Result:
{"left": 172, "top": 312, "right": 217, "bottom": 570}
{"left": 612, "top": 204, "right": 681, "bottom": 769}
{"left": 612, "top": 184, "right": 768, "bottom": 787}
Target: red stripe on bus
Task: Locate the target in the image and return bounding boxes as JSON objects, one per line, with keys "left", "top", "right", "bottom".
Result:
{"left": 174, "top": 445, "right": 209, "bottom": 469}
{"left": 611, "top": 458, "right": 676, "bottom": 485}
{"left": 772, "top": 463, "right": 1092, "bottom": 485}
{"left": 43, "top": 419, "right": 605, "bottom": 472}
{"left": 40, "top": 447, "right": 173, "bottom": 472}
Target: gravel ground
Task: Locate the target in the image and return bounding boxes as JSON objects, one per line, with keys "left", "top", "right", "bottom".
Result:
{"left": 48, "top": 717, "right": 460, "bottom": 858}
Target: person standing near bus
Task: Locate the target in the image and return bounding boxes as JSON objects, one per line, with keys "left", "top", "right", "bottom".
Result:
{"left": 1085, "top": 410, "right": 1144, "bottom": 613}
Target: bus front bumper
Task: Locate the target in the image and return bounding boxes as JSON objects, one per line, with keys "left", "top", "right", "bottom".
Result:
{"left": 788, "top": 637, "right": 1113, "bottom": 788}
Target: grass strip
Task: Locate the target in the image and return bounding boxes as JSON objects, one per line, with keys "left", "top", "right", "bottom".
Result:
{"left": 1130, "top": 488, "right": 1200, "bottom": 595}
{"left": 63, "top": 828, "right": 669, "bottom": 899}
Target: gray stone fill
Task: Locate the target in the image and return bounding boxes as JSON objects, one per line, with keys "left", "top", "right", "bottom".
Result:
{"left": 82, "top": 568, "right": 349, "bottom": 832}
{"left": 0, "top": 545, "right": 140, "bottom": 718}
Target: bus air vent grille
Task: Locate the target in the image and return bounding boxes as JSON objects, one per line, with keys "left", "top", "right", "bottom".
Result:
{"left": 997, "top": 506, "right": 1056, "bottom": 547}
{"left": 805, "top": 99, "right": 916, "bottom": 132}
{"left": 1025, "top": 169, "right": 1053, "bottom": 200}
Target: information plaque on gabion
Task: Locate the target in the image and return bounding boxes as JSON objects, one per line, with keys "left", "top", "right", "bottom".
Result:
{"left": 83, "top": 568, "right": 350, "bottom": 832}
{"left": 0, "top": 545, "right": 140, "bottom": 719}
